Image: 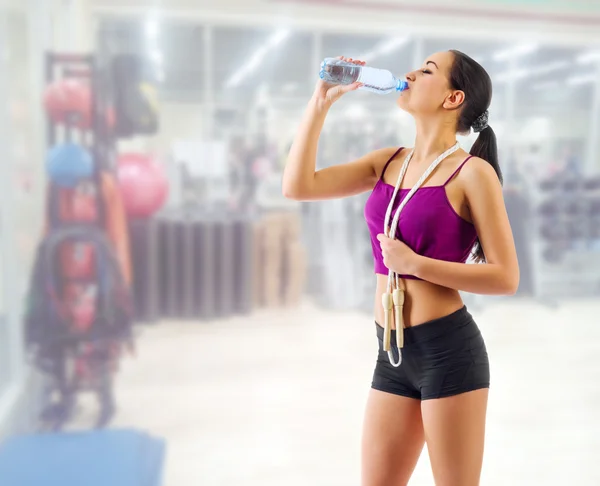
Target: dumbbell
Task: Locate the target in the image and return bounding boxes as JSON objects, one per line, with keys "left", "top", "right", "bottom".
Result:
{"left": 583, "top": 176, "right": 600, "bottom": 192}
{"left": 589, "top": 198, "right": 600, "bottom": 238}
{"left": 588, "top": 197, "right": 600, "bottom": 214}
{"left": 542, "top": 244, "right": 565, "bottom": 264}
{"left": 566, "top": 217, "right": 588, "bottom": 240}
{"left": 565, "top": 199, "right": 587, "bottom": 216}
{"left": 539, "top": 222, "right": 568, "bottom": 242}
{"left": 565, "top": 200, "right": 590, "bottom": 240}
{"left": 538, "top": 199, "right": 560, "bottom": 217}
{"left": 562, "top": 175, "right": 582, "bottom": 193}
{"left": 539, "top": 178, "right": 559, "bottom": 192}
{"left": 590, "top": 217, "right": 600, "bottom": 239}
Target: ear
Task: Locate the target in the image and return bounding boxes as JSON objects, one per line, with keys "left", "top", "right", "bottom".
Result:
{"left": 443, "top": 90, "right": 465, "bottom": 110}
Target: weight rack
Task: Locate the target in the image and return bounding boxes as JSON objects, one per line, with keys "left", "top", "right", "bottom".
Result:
{"left": 531, "top": 174, "right": 600, "bottom": 301}
{"left": 34, "top": 51, "right": 127, "bottom": 431}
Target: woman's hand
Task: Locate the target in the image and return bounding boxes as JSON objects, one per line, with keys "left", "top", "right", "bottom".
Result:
{"left": 312, "top": 56, "right": 364, "bottom": 108}
{"left": 377, "top": 234, "right": 422, "bottom": 276}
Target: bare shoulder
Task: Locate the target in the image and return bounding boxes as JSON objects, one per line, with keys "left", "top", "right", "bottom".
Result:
{"left": 460, "top": 156, "right": 504, "bottom": 207}
{"left": 461, "top": 156, "right": 501, "bottom": 186}
{"left": 371, "top": 146, "right": 407, "bottom": 179}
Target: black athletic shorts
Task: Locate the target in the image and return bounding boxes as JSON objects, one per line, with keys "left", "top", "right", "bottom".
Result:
{"left": 372, "top": 306, "right": 490, "bottom": 400}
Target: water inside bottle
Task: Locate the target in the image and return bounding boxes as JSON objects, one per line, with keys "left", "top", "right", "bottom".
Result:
{"left": 319, "top": 58, "right": 408, "bottom": 94}
{"left": 320, "top": 61, "right": 360, "bottom": 85}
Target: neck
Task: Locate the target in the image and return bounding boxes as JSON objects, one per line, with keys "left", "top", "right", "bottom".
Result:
{"left": 412, "top": 116, "right": 458, "bottom": 162}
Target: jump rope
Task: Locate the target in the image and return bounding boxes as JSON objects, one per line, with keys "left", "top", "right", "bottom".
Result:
{"left": 381, "top": 141, "right": 461, "bottom": 367}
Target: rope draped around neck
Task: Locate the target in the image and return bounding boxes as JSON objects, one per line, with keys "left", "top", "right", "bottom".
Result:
{"left": 381, "top": 142, "right": 461, "bottom": 367}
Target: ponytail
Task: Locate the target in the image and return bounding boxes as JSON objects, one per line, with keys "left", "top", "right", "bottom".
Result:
{"left": 469, "top": 125, "right": 503, "bottom": 263}
{"left": 449, "top": 49, "right": 503, "bottom": 263}
{"left": 470, "top": 125, "right": 502, "bottom": 185}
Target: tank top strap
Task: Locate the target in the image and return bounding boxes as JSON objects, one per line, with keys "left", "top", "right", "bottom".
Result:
{"left": 444, "top": 155, "right": 474, "bottom": 185}
{"left": 380, "top": 147, "right": 404, "bottom": 180}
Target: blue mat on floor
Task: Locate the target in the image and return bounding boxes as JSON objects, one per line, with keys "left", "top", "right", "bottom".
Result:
{"left": 0, "top": 428, "right": 166, "bottom": 486}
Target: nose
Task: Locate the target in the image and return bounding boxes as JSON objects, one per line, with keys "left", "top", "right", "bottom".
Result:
{"left": 405, "top": 71, "right": 416, "bottom": 83}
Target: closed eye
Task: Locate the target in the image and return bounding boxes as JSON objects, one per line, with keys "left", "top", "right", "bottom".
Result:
{"left": 422, "top": 69, "right": 433, "bottom": 74}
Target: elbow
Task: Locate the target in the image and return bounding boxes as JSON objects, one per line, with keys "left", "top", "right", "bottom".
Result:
{"left": 502, "top": 271, "right": 520, "bottom": 296}
{"left": 282, "top": 180, "right": 311, "bottom": 201}
{"left": 282, "top": 184, "right": 302, "bottom": 200}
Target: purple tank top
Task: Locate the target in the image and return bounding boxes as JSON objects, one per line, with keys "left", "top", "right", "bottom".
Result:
{"left": 364, "top": 148, "right": 478, "bottom": 279}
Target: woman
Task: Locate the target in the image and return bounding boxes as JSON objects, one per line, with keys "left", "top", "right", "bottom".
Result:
{"left": 283, "top": 50, "right": 519, "bottom": 486}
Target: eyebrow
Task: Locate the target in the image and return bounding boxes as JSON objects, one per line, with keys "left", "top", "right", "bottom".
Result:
{"left": 426, "top": 60, "right": 439, "bottom": 69}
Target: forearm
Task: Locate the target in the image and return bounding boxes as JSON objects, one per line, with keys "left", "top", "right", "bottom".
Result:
{"left": 413, "top": 257, "right": 519, "bottom": 296}
{"left": 282, "top": 97, "right": 328, "bottom": 197}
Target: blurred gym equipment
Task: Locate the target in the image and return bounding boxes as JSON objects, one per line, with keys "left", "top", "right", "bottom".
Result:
{"left": 532, "top": 175, "right": 600, "bottom": 299}
{"left": 117, "top": 153, "right": 169, "bottom": 219}
{"left": 46, "top": 142, "right": 94, "bottom": 188}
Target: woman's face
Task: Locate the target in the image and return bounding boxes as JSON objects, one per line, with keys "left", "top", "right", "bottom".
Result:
{"left": 396, "top": 51, "right": 461, "bottom": 115}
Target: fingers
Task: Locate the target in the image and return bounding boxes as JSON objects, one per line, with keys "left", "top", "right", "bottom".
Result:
{"left": 323, "top": 56, "right": 367, "bottom": 103}
{"left": 325, "top": 85, "right": 344, "bottom": 103}
{"left": 326, "top": 82, "right": 362, "bottom": 102}
{"left": 343, "top": 81, "right": 363, "bottom": 93}
{"left": 378, "top": 234, "right": 399, "bottom": 250}
{"left": 340, "top": 56, "right": 366, "bottom": 66}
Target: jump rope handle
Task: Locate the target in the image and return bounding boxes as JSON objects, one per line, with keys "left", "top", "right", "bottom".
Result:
{"left": 393, "top": 288, "right": 404, "bottom": 349}
{"left": 381, "top": 292, "right": 393, "bottom": 352}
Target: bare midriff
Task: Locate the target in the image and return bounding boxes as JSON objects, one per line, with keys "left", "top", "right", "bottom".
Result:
{"left": 373, "top": 274, "right": 464, "bottom": 328}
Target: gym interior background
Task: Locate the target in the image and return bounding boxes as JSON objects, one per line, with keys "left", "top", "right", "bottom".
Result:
{"left": 0, "top": 0, "right": 599, "bottom": 485}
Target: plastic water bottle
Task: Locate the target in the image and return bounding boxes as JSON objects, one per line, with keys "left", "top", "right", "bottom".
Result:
{"left": 319, "top": 57, "right": 408, "bottom": 95}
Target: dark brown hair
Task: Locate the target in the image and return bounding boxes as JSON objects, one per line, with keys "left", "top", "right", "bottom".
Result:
{"left": 449, "top": 49, "right": 503, "bottom": 263}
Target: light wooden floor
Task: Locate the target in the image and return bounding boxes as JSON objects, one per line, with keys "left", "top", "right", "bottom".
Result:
{"left": 103, "top": 298, "right": 600, "bottom": 485}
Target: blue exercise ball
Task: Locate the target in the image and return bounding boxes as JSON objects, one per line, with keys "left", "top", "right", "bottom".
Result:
{"left": 46, "top": 143, "right": 94, "bottom": 188}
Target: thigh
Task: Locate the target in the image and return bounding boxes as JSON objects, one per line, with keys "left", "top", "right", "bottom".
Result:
{"left": 361, "top": 389, "right": 425, "bottom": 486}
{"left": 421, "top": 389, "right": 489, "bottom": 486}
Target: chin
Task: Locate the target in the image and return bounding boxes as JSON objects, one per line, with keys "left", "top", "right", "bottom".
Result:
{"left": 396, "top": 100, "right": 412, "bottom": 115}
{"left": 396, "top": 94, "right": 410, "bottom": 111}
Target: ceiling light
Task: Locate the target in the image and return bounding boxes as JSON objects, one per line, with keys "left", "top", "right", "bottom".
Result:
{"left": 267, "top": 29, "right": 290, "bottom": 48}
{"left": 532, "top": 80, "right": 560, "bottom": 91}
{"left": 493, "top": 43, "right": 538, "bottom": 62}
{"left": 150, "top": 49, "right": 162, "bottom": 64}
{"left": 145, "top": 21, "right": 159, "bottom": 40}
{"left": 359, "top": 36, "right": 410, "bottom": 61}
{"left": 567, "top": 74, "right": 596, "bottom": 86}
{"left": 494, "top": 60, "right": 569, "bottom": 82}
{"left": 577, "top": 50, "right": 600, "bottom": 65}
{"left": 145, "top": 9, "right": 159, "bottom": 40}
{"left": 377, "top": 37, "right": 409, "bottom": 55}
{"left": 225, "top": 29, "right": 292, "bottom": 88}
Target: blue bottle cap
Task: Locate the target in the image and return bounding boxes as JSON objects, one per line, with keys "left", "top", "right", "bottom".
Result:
{"left": 396, "top": 80, "right": 408, "bottom": 92}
